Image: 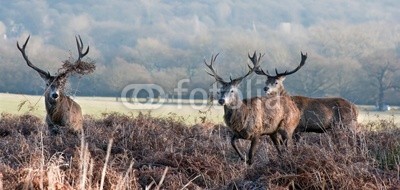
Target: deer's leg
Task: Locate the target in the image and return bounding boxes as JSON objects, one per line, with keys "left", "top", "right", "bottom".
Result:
{"left": 293, "top": 133, "right": 301, "bottom": 145}
{"left": 231, "top": 135, "right": 245, "bottom": 161}
{"left": 284, "top": 129, "right": 294, "bottom": 150}
{"left": 46, "top": 115, "right": 59, "bottom": 135}
{"left": 278, "top": 124, "right": 294, "bottom": 149}
{"left": 280, "top": 126, "right": 296, "bottom": 155}
{"left": 291, "top": 126, "right": 302, "bottom": 145}
{"left": 277, "top": 129, "right": 289, "bottom": 147}
{"left": 247, "top": 137, "right": 260, "bottom": 165}
{"left": 270, "top": 132, "right": 282, "bottom": 155}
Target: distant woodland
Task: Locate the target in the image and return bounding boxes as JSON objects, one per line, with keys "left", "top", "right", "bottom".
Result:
{"left": 0, "top": 1, "right": 399, "bottom": 106}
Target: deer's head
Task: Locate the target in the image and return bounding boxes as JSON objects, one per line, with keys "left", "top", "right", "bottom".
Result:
{"left": 204, "top": 52, "right": 262, "bottom": 107}
{"left": 17, "top": 35, "right": 89, "bottom": 103}
{"left": 252, "top": 52, "right": 307, "bottom": 95}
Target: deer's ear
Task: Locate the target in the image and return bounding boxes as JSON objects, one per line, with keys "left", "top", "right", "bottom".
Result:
{"left": 277, "top": 76, "right": 286, "bottom": 82}
{"left": 231, "top": 79, "right": 242, "bottom": 87}
{"left": 42, "top": 75, "right": 54, "bottom": 86}
{"left": 38, "top": 72, "right": 51, "bottom": 81}
{"left": 43, "top": 78, "right": 51, "bottom": 86}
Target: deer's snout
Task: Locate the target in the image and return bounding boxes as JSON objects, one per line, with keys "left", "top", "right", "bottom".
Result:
{"left": 218, "top": 99, "right": 225, "bottom": 105}
{"left": 264, "top": 87, "right": 269, "bottom": 92}
{"left": 51, "top": 93, "right": 59, "bottom": 99}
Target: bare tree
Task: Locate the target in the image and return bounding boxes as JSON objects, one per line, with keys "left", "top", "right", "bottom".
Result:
{"left": 361, "top": 49, "right": 400, "bottom": 111}
{"left": 286, "top": 55, "right": 333, "bottom": 97}
{"left": 326, "top": 57, "right": 362, "bottom": 99}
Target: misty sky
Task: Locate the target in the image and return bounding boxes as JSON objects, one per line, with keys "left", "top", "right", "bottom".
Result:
{"left": 1, "top": 1, "right": 398, "bottom": 63}
{"left": 0, "top": 1, "right": 399, "bottom": 103}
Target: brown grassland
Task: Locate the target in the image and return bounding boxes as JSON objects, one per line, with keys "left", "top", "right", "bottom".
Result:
{"left": 1, "top": 93, "right": 400, "bottom": 189}
{"left": 0, "top": 111, "right": 400, "bottom": 189}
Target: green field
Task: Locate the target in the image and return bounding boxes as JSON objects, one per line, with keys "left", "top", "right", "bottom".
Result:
{"left": 0, "top": 93, "right": 399, "bottom": 126}
{"left": 0, "top": 93, "right": 224, "bottom": 124}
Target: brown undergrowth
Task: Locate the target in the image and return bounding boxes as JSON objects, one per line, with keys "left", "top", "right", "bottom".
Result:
{"left": 0, "top": 112, "right": 399, "bottom": 189}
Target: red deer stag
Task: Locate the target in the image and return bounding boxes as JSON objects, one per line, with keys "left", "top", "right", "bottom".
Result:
{"left": 253, "top": 52, "right": 358, "bottom": 141}
{"left": 17, "top": 35, "right": 90, "bottom": 135}
{"left": 205, "top": 52, "right": 300, "bottom": 165}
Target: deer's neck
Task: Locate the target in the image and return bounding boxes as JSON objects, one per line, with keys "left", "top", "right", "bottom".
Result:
{"left": 45, "top": 93, "right": 67, "bottom": 113}
{"left": 269, "top": 87, "right": 289, "bottom": 97}
{"left": 223, "top": 99, "right": 248, "bottom": 128}
{"left": 278, "top": 86, "right": 289, "bottom": 96}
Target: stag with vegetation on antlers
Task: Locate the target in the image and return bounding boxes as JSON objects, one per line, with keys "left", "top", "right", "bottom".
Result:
{"left": 253, "top": 52, "right": 358, "bottom": 141}
{"left": 204, "top": 51, "right": 300, "bottom": 165}
{"left": 17, "top": 35, "right": 93, "bottom": 135}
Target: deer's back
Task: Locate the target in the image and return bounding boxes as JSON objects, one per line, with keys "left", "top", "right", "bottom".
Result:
{"left": 292, "top": 96, "right": 358, "bottom": 132}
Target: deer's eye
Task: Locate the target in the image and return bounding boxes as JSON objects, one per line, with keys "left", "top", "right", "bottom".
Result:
{"left": 230, "top": 90, "right": 234, "bottom": 93}
{"left": 275, "top": 82, "right": 278, "bottom": 85}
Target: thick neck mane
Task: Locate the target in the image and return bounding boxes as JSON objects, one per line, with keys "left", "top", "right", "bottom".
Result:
{"left": 268, "top": 87, "right": 289, "bottom": 97}
{"left": 45, "top": 93, "right": 68, "bottom": 113}
{"left": 45, "top": 93, "right": 74, "bottom": 125}
{"left": 223, "top": 98, "right": 255, "bottom": 131}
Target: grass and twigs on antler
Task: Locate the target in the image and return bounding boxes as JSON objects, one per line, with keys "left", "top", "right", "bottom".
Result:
{"left": 58, "top": 58, "right": 96, "bottom": 77}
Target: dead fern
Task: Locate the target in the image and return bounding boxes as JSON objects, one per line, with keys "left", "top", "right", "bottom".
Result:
{"left": 17, "top": 99, "right": 39, "bottom": 112}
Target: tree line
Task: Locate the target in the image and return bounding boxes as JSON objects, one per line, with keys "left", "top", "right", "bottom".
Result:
{"left": 0, "top": 1, "right": 399, "bottom": 108}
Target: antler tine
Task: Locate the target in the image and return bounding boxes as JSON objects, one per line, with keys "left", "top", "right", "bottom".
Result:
{"left": 230, "top": 51, "right": 263, "bottom": 83}
{"left": 249, "top": 51, "right": 269, "bottom": 76}
{"left": 17, "top": 35, "right": 50, "bottom": 78}
{"left": 275, "top": 68, "right": 279, "bottom": 76}
{"left": 301, "top": 51, "right": 308, "bottom": 61}
{"left": 273, "top": 51, "right": 308, "bottom": 78}
{"left": 204, "top": 53, "right": 227, "bottom": 84}
{"left": 203, "top": 53, "right": 217, "bottom": 77}
{"left": 75, "top": 35, "right": 89, "bottom": 62}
